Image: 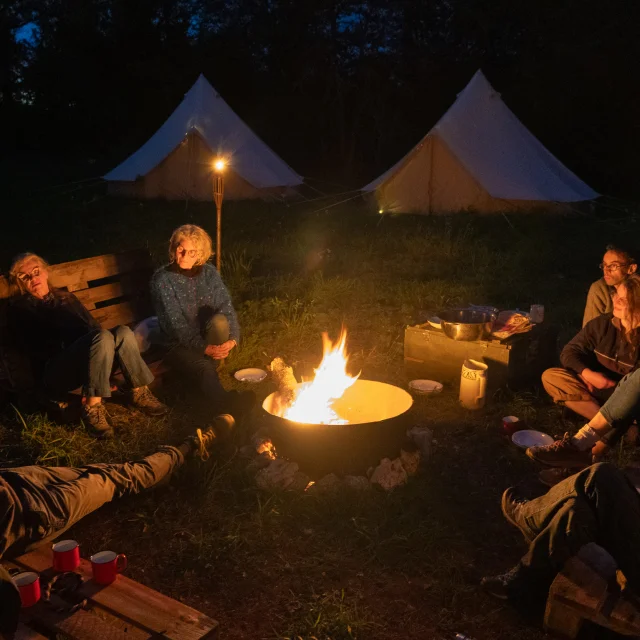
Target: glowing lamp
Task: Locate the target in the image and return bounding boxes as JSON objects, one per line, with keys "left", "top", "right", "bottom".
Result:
{"left": 213, "top": 159, "right": 226, "bottom": 172}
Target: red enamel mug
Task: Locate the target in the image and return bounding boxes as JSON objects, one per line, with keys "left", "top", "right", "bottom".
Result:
{"left": 90, "top": 550, "right": 127, "bottom": 585}
{"left": 52, "top": 539, "right": 81, "bottom": 572}
{"left": 13, "top": 571, "right": 41, "bottom": 607}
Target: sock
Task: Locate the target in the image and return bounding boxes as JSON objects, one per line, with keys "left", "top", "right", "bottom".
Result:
{"left": 571, "top": 425, "right": 600, "bottom": 451}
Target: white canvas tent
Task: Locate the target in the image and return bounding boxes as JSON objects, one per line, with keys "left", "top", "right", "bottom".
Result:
{"left": 105, "top": 74, "right": 303, "bottom": 200}
{"left": 362, "top": 70, "right": 598, "bottom": 214}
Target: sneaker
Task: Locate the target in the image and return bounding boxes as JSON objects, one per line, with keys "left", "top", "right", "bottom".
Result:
{"left": 538, "top": 467, "right": 574, "bottom": 487}
{"left": 129, "top": 386, "right": 170, "bottom": 417}
{"left": 526, "top": 432, "right": 592, "bottom": 468}
{"left": 81, "top": 403, "right": 114, "bottom": 439}
{"left": 501, "top": 488, "right": 533, "bottom": 542}
{"left": 481, "top": 565, "right": 525, "bottom": 600}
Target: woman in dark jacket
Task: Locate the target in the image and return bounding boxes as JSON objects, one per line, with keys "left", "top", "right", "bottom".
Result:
{"left": 8, "top": 253, "right": 168, "bottom": 438}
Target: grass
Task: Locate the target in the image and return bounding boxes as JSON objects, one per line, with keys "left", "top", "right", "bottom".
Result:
{"left": 1, "top": 185, "right": 640, "bottom": 639}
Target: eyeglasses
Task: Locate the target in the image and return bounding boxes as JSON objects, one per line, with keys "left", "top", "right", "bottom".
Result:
{"left": 16, "top": 266, "right": 41, "bottom": 282}
{"left": 599, "top": 262, "right": 629, "bottom": 272}
{"left": 177, "top": 247, "right": 199, "bottom": 258}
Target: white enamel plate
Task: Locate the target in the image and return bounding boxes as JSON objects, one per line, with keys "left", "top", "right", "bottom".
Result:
{"left": 409, "top": 379, "right": 443, "bottom": 395}
{"left": 234, "top": 368, "right": 267, "bottom": 383}
{"left": 512, "top": 430, "right": 555, "bottom": 450}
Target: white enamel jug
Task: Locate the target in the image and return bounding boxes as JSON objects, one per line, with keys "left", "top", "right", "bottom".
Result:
{"left": 459, "top": 358, "right": 488, "bottom": 410}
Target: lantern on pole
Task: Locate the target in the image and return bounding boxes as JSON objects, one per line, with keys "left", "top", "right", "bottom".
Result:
{"left": 212, "top": 158, "right": 226, "bottom": 272}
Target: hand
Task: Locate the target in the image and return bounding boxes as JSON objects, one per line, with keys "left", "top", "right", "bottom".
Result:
{"left": 581, "top": 368, "right": 617, "bottom": 390}
{"left": 205, "top": 340, "right": 236, "bottom": 359}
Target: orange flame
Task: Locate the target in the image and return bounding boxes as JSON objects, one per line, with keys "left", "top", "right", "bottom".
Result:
{"left": 284, "top": 329, "right": 359, "bottom": 424}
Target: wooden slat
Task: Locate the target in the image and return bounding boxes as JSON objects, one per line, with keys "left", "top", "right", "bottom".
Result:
{"left": 90, "top": 302, "right": 145, "bottom": 329}
{"left": 47, "top": 251, "right": 152, "bottom": 291}
{"left": 14, "top": 548, "right": 219, "bottom": 640}
{"left": 74, "top": 274, "right": 151, "bottom": 309}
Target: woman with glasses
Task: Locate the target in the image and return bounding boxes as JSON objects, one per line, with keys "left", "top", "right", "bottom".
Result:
{"left": 151, "top": 224, "right": 243, "bottom": 415}
{"left": 540, "top": 274, "right": 640, "bottom": 463}
{"left": 583, "top": 244, "right": 637, "bottom": 326}
{"left": 7, "top": 253, "right": 168, "bottom": 438}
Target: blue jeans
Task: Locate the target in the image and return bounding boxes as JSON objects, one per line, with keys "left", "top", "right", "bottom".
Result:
{"left": 43, "top": 326, "right": 154, "bottom": 398}
{"left": 599, "top": 368, "right": 640, "bottom": 445}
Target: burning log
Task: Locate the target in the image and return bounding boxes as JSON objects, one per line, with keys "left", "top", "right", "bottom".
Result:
{"left": 267, "top": 357, "right": 298, "bottom": 414}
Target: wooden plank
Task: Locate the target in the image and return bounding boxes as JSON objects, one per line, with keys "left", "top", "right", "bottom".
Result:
{"left": 74, "top": 275, "right": 151, "bottom": 309}
{"left": 15, "top": 622, "right": 49, "bottom": 640}
{"left": 90, "top": 302, "right": 144, "bottom": 330}
{"left": 48, "top": 251, "right": 152, "bottom": 290}
{"left": 14, "top": 549, "right": 219, "bottom": 640}
{"left": 20, "top": 595, "right": 133, "bottom": 640}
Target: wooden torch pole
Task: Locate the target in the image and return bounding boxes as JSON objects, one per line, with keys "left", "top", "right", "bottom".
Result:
{"left": 213, "top": 172, "right": 224, "bottom": 272}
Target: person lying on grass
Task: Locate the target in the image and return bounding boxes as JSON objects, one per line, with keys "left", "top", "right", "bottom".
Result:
{"left": 481, "top": 463, "right": 640, "bottom": 615}
{"left": 540, "top": 274, "right": 640, "bottom": 456}
{"left": 150, "top": 225, "right": 252, "bottom": 419}
{"left": 0, "top": 414, "right": 234, "bottom": 639}
{"left": 8, "top": 252, "right": 168, "bottom": 438}
{"left": 528, "top": 365, "right": 640, "bottom": 481}
{"left": 583, "top": 244, "right": 637, "bottom": 326}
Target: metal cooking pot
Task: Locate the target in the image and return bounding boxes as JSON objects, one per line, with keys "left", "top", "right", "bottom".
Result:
{"left": 439, "top": 309, "right": 494, "bottom": 341}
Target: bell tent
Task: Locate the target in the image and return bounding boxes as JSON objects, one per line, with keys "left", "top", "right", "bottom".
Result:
{"left": 362, "top": 70, "right": 598, "bottom": 214}
{"left": 105, "top": 75, "right": 303, "bottom": 200}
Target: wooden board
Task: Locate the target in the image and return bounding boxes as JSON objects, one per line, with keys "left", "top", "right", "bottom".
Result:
{"left": 13, "top": 547, "right": 219, "bottom": 640}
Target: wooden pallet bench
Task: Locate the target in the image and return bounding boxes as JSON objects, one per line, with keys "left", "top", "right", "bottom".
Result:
{"left": 0, "top": 249, "right": 166, "bottom": 392}
{"left": 7, "top": 546, "right": 219, "bottom": 640}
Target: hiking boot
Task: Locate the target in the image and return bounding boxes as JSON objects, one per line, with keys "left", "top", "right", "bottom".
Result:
{"left": 81, "top": 403, "right": 114, "bottom": 439}
{"left": 129, "top": 386, "right": 170, "bottom": 417}
{"left": 183, "top": 427, "right": 217, "bottom": 460}
{"left": 526, "top": 432, "right": 592, "bottom": 468}
{"left": 481, "top": 565, "right": 526, "bottom": 600}
{"left": 501, "top": 488, "right": 533, "bottom": 542}
{"left": 538, "top": 467, "right": 574, "bottom": 487}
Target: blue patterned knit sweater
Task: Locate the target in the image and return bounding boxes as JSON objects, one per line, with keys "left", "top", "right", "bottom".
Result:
{"left": 150, "top": 263, "right": 240, "bottom": 350}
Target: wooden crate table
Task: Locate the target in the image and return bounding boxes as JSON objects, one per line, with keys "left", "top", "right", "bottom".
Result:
{"left": 404, "top": 321, "right": 559, "bottom": 392}
{"left": 8, "top": 546, "right": 219, "bottom": 640}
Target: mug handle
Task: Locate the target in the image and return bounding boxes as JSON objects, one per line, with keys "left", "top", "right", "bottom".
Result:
{"left": 115, "top": 554, "right": 128, "bottom": 574}
{"left": 476, "top": 374, "right": 487, "bottom": 403}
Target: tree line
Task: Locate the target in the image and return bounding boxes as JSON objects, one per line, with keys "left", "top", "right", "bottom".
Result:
{"left": 2, "top": 0, "right": 640, "bottom": 195}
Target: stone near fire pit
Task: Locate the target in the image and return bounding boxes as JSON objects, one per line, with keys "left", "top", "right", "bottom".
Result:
{"left": 369, "top": 457, "right": 408, "bottom": 491}
{"left": 288, "top": 471, "right": 313, "bottom": 492}
{"left": 246, "top": 452, "right": 276, "bottom": 476}
{"left": 407, "top": 426, "right": 434, "bottom": 460}
{"left": 307, "top": 472, "right": 343, "bottom": 495}
{"left": 256, "top": 459, "right": 299, "bottom": 491}
{"left": 343, "top": 475, "right": 371, "bottom": 492}
{"left": 400, "top": 447, "right": 421, "bottom": 476}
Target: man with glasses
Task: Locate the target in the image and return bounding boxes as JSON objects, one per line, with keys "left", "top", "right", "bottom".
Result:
{"left": 583, "top": 245, "right": 637, "bottom": 326}
{"left": 7, "top": 253, "right": 169, "bottom": 437}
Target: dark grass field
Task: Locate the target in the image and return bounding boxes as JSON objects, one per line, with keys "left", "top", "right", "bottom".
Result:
{"left": 1, "top": 182, "right": 640, "bottom": 639}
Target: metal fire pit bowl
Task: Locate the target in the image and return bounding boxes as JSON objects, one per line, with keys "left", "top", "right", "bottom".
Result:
{"left": 262, "top": 380, "right": 414, "bottom": 477}
{"left": 439, "top": 308, "right": 494, "bottom": 341}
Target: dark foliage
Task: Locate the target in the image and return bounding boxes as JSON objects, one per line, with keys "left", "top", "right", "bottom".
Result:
{"left": 2, "top": 0, "right": 640, "bottom": 194}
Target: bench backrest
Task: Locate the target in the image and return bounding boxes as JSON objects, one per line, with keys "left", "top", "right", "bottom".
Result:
{"left": 0, "top": 249, "right": 155, "bottom": 329}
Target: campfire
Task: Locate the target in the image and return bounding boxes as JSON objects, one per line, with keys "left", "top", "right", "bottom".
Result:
{"left": 261, "top": 329, "right": 414, "bottom": 475}
{"left": 273, "top": 329, "right": 359, "bottom": 425}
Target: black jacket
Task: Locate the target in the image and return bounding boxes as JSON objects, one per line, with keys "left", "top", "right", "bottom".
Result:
{"left": 8, "top": 289, "right": 99, "bottom": 378}
{"left": 561, "top": 313, "right": 640, "bottom": 380}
